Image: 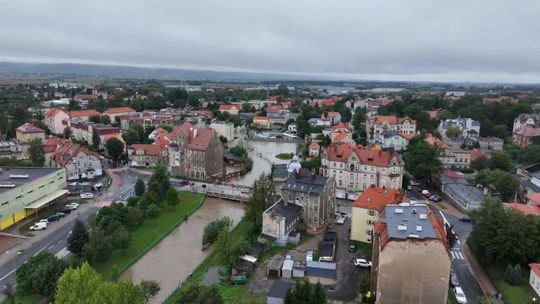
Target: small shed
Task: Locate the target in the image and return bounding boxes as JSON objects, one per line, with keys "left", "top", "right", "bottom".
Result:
{"left": 281, "top": 258, "right": 294, "bottom": 279}
{"left": 267, "top": 256, "right": 284, "bottom": 278}
{"left": 267, "top": 280, "right": 293, "bottom": 304}
{"left": 288, "top": 231, "right": 300, "bottom": 245}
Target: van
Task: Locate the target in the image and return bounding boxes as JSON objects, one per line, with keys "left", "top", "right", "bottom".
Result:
{"left": 30, "top": 222, "right": 48, "bottom": 231}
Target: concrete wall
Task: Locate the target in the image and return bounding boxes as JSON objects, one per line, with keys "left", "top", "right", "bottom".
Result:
{"left": 376, "top": 239, "right": 451, "bottom": 304}
{"left": 351, "top": 207, "right": 378, "bottom": 243}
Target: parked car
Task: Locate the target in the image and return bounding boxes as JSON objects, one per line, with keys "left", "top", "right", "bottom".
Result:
{"left": 60, "top": 207, "right": 72, "bottom": 214}
{"left": 459, "top": 217, "right": 472, "bottom": 223}
{"left": 80, "top": 193, "right": 94, "bottom": 199}
{"left": 38, "top": 219, "right": 49, "bottom": 224}
{"left": 453, "top": 286, "right": 467, "bottom": 303}
{"left": 306, "top": 250, "right": 314, "bottom": 262}
{"left": 429, "top": 194, "right": 442, "bottom": 202}
{"left": 55, "top": 212, "right": 66, "bottom": 218}
{"left": 407, "top": 185, "right": 412, "bottom": 190}
{"left": 354, "top": 258, "right": 372, "bottom": 268}
{"left": 29, "top": 222, "right": 47, "bottom": 231}
{"left": 421, "top": 189, "right": 431, "bottom": 197}
{"left": 336, "top": 215, "right": 347, "bottom": 225}
{"left": 348, "top": 244, "right": 357, "bottom": 253}
{"left": 409, "top": 180, "right": 420, "bottom": 186}
{"left": 47, "top": 214, "right": 61, "bottom": 222}
{"left": 65, "top": 202, "right": 79, "bottom": 210}
{"left": 450, "top": 269, "right": 459, "bottom": 287}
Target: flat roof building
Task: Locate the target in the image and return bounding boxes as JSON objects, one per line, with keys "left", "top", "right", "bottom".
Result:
{"left": 0, "top": 167, "right": 67, "bottom": 230}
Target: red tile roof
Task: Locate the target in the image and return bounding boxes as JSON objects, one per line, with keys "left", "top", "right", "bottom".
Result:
{"left": 16, "top": 123, "right": 44, "bottom": 134}
{"left": 267, "top": 105, "right": 283, "bottom": 113}
{"left": 332, "top": 132, "right": 350, "bottom": 143}
{"left": 46, "top": 108, "right": 69, "bottom": 117}
{"left": 309, "top": 141, "right": 320, "bottom": 149}
{"left": 352, "top": 186, "right": 406, "bottom": 211}
{"left": 104, "top": 107, "right": 136, "bottom": 114}
{"left": 253, "top": 115, "right": 269, "bottom": 121}
{"left": 425, "top": 133, "right": 449, "bottom": 149}
{"left": 327, "top": 111, "right": 340, "bottom": 117}
{"left": 529, "top": 263, "right": 540, "bottom": 278}
{"left": 219, "top": 104, "right": 240, "bottom": 111}
{"left": 326, "top": 143, "right": 401, "bottom": 166}
{"left": 504, "top": 203, "right": 540, "bottom": 216}
{"left": 374, "top": 115, "right": 416, "bottom": 125}
{"left": 131, "top": 144, "right": 166, "bottom": 156}
{"left": 528, "top": 193, "right": 540, "bottom": 206}
{"left": 52, "top": 143, "right": 101, "bottom": 166}
{"left": 171, "top": 121, "right": 217, "bottom": 151}
{"left": 70, "top": 110, "right": 101, "bottom": 118}
{"left": 332, "top": 122, "right": 349, "bottom": 132}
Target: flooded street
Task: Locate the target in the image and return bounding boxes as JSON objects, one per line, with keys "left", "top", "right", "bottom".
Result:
{"left": 121, "top": 197, "right": 245, "bottom": 303}
{"left": 231, "top": 139, "right": 299, "bottom": 186}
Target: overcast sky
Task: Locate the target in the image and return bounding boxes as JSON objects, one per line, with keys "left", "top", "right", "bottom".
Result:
{"left": 0, "top": 0, "right": 539, "bottom": 83}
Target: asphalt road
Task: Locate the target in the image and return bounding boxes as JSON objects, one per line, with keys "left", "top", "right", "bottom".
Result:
{"left": 0, "top": 169, "right": 149, "bottom": 290}
{"left": 407, "top": 186, "right": 483, "bottom": 303}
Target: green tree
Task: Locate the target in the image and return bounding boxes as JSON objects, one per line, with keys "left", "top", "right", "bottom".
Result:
{"left": 445, "top": 125, "right": 462, "bottom": 138}
{"left": 471, "top": 156, "right": 488, "bottom": 171}
{"left": 403, "top": 138, "right": 442, "bottom": 181}
{"left": 105, "top": 137, "right": 125, "bottom": 163}
{"left": 140, "top": 280, "right": 160, "bottom": 303}
{"left": 177, "top": 284, "right": 224, "bottom": 304}
{"left": 67, "top": 220, "right": 89, "bottom": 256}
{"left": 135, "top": 178, "right": 146, "bottom": 197}
{"left": 89, "top": 115, "right": 101, "bottom": 123}
{"left": 83, "top": 228, "right": 114, "bottom": 263}
{"left": 100, "top": 115, "right": 112, "bottom": 125}
{"left": 92, "top": 131, "right": 101, "bottom": 150}
{"left": 28, "top": 139, "right": 45, "bottom": 166}
{"left": 15, "top": 251, "right": 67, "bottom": 299}
{"left": 285, "top": 278, "right": 327, "bottom": 304}
{"left": 165, "top": 187, "right": 180, "bottom": 209}
{"left": 3, "top": 283, "right": 15, "bottom": 304}
{"left": 475, "top": 169, "right": 519, "bottom": 201}
{"left": 358, "top": 271, "right": 371, "bottom": 301}
{"left": 277, "top": 84, "right": 289, "bottom": 97}
{"left": 215, "top": 228, "right": 236, "bottom": 271}
{"left": 202, "top": 217, "right": 231, "bottom": 246}
{"left": 147, "top": 165, "right": 170, "bottom": 201}
{"left": 488, "top": 151, "right": 513, "bottom": 171}
{"left": 245, "top": 174, "right": 276, "bottom": 233}
{"left": 111, "top": 224, "right": 132, "bottom": 253}
{"left": 145, "top": 203, "right": 160, "bottom": 224}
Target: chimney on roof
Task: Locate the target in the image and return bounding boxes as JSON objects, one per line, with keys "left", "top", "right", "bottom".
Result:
{"left": 310, "top": 170, "right": 316, "bottom": 181}
{"left": 367, "top": 197, "right": 371, "bottom": 203}
{"left": 382, "top": 185, "right": 387, "bottom": 194}
{"left": 412, "top": 208, "right": 417, "bottom": 214}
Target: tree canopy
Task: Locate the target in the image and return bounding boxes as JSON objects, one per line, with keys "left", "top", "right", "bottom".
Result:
{"left": 403, "top": 137, "right": 442, "bottom": 181}
{"left": 105, "top": 137, "right": 125, "bottom": 163}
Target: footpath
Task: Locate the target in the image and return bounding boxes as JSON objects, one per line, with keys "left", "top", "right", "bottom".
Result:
{"left": 463, "top": 244, "right": 504, "bottom": 304}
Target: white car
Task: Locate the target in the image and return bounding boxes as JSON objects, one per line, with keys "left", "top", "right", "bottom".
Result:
{"left": 38, "top": 219, "right": 49, "bottom": 224}
{"left": 29, "top": 222, "right": 47, "bottom": 230}
{"left": 354, "top": 258, "right": 372, "bottom": 268}
{"left": 80, "top": 193, "right": 94, "bottom": 199}
{"left": 66, "top": 202, "right": 80, "bottom": 210}
{"left": 454, "top": 286, "right": 467, "bottom": 304}
{"left": 410, "top": 180, "right": 420, "bottom": 186}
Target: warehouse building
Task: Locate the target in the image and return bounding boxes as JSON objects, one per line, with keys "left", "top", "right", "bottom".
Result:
{"left": 0, "top": 167, "right": 67, "bottom": 230}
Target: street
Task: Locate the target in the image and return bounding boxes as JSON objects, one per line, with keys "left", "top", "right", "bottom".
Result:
{"left": 407, "top": 186, "right": 483, "bottom": 303}
{"left": 0, "top": 169, "right": 149, "bottom": 292}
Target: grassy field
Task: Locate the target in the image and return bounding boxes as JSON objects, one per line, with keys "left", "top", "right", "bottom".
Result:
{"left": 164, "top": 218, "right": 255, "bottom": 304}
{"left": 489, "top": 267, "right": 536, "bottom": 304}
{"left": 93, "top": 191, "right": 204, "bottom": 280}
{"left": 275, "top": 153, "right": 293, "bottom": 160}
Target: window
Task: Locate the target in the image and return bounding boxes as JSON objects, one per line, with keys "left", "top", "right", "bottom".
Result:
{"left": 366, "top": 220, "right": 373, "bottom": 225}
{"left": 368, "top": 210, "right": 376, "bottom": 216}
{"left": 27, "top": 190, "right": 34, "bottom": 194}
{"left": 365, "top": 229, "right": 372, "bottom": 235}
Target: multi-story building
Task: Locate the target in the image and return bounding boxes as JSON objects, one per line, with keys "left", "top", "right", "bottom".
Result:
{"left": 118, "top": 112, "right": 175, "bottom": 131}
{"left": 380, "top": 131, "right": 412, "bottom": 151}
{"left": 425, "top": 134, "right": 471, "bottom": 168}
{"left": 320, "top": 143, "right": 403, "bottom": 200}
{"left": 253, "top": 116, "right": 271, "bottom": 129}
{"left": 0, "top": 140, "right": 27, "bottom": 159}
{"left": 168, "top": 122, "right": 224, "bottom": 181}
{"left": 69, "top": 109, "right": 101, "bottom": 122}
{"left": 373, "top": 204, "right": 450, "bottom": 304}
{"left": 128, "top": 144, "right": 168, "bottom": 167}
{"left": 15, "top": 123, "right": 46, "bottom": 143}
{"left": 263, "top": 161, "right": 336, "bottom": 235}
{"left": 44, "top": 108, "right": 70, "bottom": 135}
{"left": 209, "top": 120, "right": 235, "bottom": 141}
{"left": 513, "top": 114, "right": 540, "bottom": 147}
{"left": 351, "top": 186, "right": 406, "bottom": 243}
{"left": 46, "top": 142, "right": 103, "bottom": 180}
{"left": 438, "top": 118, "right": 480, "bottom": 141}
{"left": 218, "top": 104, "right": 241, "bottom": 115}
{"left": 365, "top": 115, "right": 416, "bottom": 143}
{"left": 0, "top": 167, "right": 67, "bottom": 230}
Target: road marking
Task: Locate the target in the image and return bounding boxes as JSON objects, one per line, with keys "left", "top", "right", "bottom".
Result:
{"left": 457, "top": 239, "right": 461, "bottom": 245}
{"left": 34, "top": 245, "right": 48, "bottom": 256}
{"left": 48, "top": 244, "right": 55, "bottom": 249}
{"left": 451, "top": 249, "right": 465, "bottom": 260}
{"left": 0, "top": 269, "right": 15, "bottom": 282}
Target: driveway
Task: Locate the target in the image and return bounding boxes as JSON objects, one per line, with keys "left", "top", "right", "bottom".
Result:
{"left": 121, "top": 197, "right": 245, "bottom": 304}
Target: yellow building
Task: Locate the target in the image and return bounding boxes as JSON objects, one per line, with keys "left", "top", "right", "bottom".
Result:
{"left": 0, "top": 167, "right": 67, "bottom": 230}
{"left": 351, "top": 186, "right": 406, "bottom": 243}
{"left": 15, "top": 123, "right": 46, "bottom": 143}
{"left": 253, "top": 115, "right": 271, "bottom": 129}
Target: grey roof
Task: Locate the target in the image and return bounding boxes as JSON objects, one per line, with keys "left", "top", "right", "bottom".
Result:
{"left": 273, "top": 164, "right": 288, "bottom": 179}
{"left": 384, "top": 204, "right": 439, "bottom": 240}
{"left": 319, "top": 240, "right": 335, "bottom": 257}
{"left": 268, "top": 280, "right": 293, "bottom": 299}
{"left": 306, "top": 267, "right": 336, "bottom": 279}
{"left": 264, "top": 199, "right": 302, "bottom": 228}
{"left": 516, "top": 113, "right": 540, "bottom": 125}
{"left": 513, "top": 174, "right": 540, "bottom": 193}
{"left": 0, "top": 167, "right": 64, "bottom": 195}
{"left": 281, "top": 168, "right": 329, "bottom": 195}
{"left": 440, "top": 175, "right": 485, "bottom": 207}
{"left": 382, "top": 131, "right": 399, "bottom": 138}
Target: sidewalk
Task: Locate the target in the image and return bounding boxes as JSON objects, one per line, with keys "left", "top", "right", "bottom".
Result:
{"left": 462, "top": 243, "right": 504, "bottom": 304}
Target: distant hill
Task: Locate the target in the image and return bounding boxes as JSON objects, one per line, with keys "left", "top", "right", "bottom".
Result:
{"left": 0, "top": 62, "right": 326, "bottom": 82}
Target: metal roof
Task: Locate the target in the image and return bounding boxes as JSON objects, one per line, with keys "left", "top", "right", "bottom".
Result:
{"left": 384, "top": 204, "right": 439, "bottom": 240}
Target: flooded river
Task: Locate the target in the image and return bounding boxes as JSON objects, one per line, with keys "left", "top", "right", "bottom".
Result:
{"left": 230, "top": 139, "right": 299, "bottom": 186}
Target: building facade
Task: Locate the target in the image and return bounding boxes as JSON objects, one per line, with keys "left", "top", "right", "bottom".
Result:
{"left": 169, "top": 122, "right": 224, "bottom": 180}
{"left": 366, "top": 115, "right": 416, "bottom": 143}
{"left": 44, "top": 108, "right": 70, "bottom": 135}
{"left": 46, "top": 143, "right": 103, "bottom": 180}
{"left": 129, "top": 144, "right": 168, "bottom": 167}
{"left": 209, "top": 120, "right": 235, "bottom": 141}
{"left": 320, "top": 143, "right": 403, "bottom": 199}
{"left": 15, "top": 123, "right": 46, "bottom": 143}
{"left": 438, "top": 118, "right": 481, "bottom": 141}
{"left": 0, "top": 167, "right": 67, "bottom": 230}
{"left": 513, "top": 114, "right": 540, "bottom": 147}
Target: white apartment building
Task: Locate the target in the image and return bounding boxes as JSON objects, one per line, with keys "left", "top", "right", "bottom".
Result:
{"left": 365, "top": 115, "right": 416, "bottom": 143}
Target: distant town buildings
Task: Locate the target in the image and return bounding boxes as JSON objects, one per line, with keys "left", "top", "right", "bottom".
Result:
{"left": 320, "top": 143, "right": 403, "bottom": 199}
{"left": 373, "top": 204, "right": 450, "bottom": 304}
{"left": 365, "top": 115, "right": 416, "bottom": 144}
{"left": 438, "top": 118, "right": 480, "bottom": 141}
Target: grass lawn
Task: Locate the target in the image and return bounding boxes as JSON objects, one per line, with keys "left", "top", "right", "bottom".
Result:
{"left": 93, "top": 191, "right": 204, "bottom": 281}
{"left": 0, "top": 292, "right": 43, "bottom": 304}
{"left": 275, "top": 153, "right": 293, "bottom": 160}
{"left": 164, "top": 218, "right": 255, "bottom": 304}
{"left": 489, "top": 267, "right": 536, "bottom": 304}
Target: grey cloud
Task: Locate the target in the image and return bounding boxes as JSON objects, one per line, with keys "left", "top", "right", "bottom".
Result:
{"left": 0, "top": 0, "right": 539, "bottom": 82}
